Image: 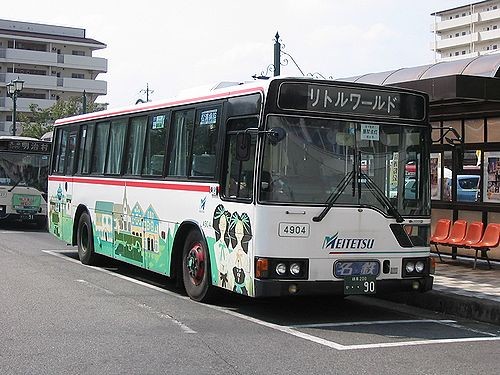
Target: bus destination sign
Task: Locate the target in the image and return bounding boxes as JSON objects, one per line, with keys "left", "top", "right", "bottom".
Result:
{"left": 278, "top": 82, "right": 425, "bottom": 121}
{"left": 2, "top": 140, "right": 50, "bottom": 153}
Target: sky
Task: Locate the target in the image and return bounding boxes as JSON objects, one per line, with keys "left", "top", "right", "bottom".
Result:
{"left": 2, "top": 0, "right": 474, "bottom": 108}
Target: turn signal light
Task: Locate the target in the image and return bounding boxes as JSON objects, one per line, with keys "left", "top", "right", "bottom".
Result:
{"left": 430, "top": 257, "right": 436, "bottom": 275}
{"left": 255, "top": 258, "right": 269, "bottom": 278}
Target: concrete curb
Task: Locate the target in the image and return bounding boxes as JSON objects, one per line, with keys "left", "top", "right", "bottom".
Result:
{"left": 382, "top": 290, "right": 500, "bottom": 325}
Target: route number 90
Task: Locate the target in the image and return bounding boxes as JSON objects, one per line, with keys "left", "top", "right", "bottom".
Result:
{"left": 364, "top": 281, "right": 376, "bottom": 293}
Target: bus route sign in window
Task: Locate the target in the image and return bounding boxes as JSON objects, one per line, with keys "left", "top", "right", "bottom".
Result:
{"left": 1, "top": 140, "right": 50, "bottom": 153}
{"left": 278, "top": 82, "right": 426, "bottom": 121}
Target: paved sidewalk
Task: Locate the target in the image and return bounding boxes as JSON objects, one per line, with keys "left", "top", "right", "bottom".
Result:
{"left": 384, "top": 255, "right": 500, "bottom": 325}
{"left": 433, "top": 256, "right": 500, "bottom": 304}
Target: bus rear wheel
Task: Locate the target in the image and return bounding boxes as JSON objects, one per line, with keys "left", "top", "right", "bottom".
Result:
{"left": 77, "top": 211, "right": 98, "bottom": 266}
{"left": 182, "top": 230, "right": 214, "bottom": 302}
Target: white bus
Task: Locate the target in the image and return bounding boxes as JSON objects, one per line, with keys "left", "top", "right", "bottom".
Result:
{"left": 0, "top": 136, "right": 50, "bottom": 227}
{"left": 48, "top": 77, "right": 433, "bottom": 301}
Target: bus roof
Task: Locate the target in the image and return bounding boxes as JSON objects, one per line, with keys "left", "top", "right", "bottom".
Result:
{"left": 54, "top": 76, "right": 428, "bottom": 127}
{"left": 54, "top": 79, "right": 271, "bottom": 127}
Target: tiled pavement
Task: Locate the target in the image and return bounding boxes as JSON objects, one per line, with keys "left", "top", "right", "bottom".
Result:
{"left": 433, "top": 255, "right": 500, "bottom": 303}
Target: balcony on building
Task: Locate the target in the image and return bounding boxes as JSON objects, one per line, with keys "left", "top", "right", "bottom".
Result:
{"left": 1, "top": 72, "right": 107, "bottom": 96}
{"left": 431, "top": 13, "right": 479, "bottom": 32}
{"left": 431, "top": 32, "right": 479, "bottom": 51}
{"left": 0, "top": 47, "right": 107, "bottom": 73}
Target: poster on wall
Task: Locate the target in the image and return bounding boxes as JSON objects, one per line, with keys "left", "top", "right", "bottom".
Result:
{"left": 485, "top": 152, "right": 500, "bottom": 202}
{"left": 430, "top": 153, "right": 441, "bottom": 200}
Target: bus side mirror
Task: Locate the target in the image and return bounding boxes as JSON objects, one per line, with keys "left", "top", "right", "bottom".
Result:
{"left": 236, "top": 133, "right": 251, "bottom": 161}
{"left": 267, "top": 127, "right": 286, "bottom": 145}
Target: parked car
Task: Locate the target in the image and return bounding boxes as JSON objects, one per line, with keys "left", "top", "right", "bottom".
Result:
{"left": 457, "top": 175, "right": 480, "bottom": 202}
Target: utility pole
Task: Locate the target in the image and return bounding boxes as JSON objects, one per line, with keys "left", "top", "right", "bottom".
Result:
{"left": 140, "top": 83, "right": 154, "bottom": 102}
{"left": 82, "top": 90, "right": 87, "bottom": 114}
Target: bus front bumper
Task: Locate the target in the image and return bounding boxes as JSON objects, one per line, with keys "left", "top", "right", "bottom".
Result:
{"left": 254, "top": 276, "right": 433, "bottom": 298}
{"left": 0, "top": 211, "right": 47, "bottom": 224}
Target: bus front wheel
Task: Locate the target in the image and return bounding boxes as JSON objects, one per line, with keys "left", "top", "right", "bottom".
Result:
{"left": 77, "top": 212, "right": 98, "bottom": 266}
{"left": 182, "top": 230, "right": 214, "bottom": 302}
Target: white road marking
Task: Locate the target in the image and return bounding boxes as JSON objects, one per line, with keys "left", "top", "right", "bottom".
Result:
{"left": 290, "top": 319, "right": 457, "bottom": 329}
{"left": 336, "top": 336, "right": 500, "bottom": 350}
{"left": 75, "top": 279, "right": 115, "bottom": 295}
{"left": 137, "top": 303, "right": 197, "bottom": 334}
{"left": 43, "top": 250, "right": 500, "bottom": 350}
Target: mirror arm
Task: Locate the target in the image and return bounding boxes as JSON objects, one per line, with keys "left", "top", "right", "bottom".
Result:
{"left": 431, "top": 126, "right": 463, "bottom": 146}
{"left": 242, "top": 128, "right": 278, "bottom": 137}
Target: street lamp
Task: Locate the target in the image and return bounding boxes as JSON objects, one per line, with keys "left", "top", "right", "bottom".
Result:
{"left": 6, "top": 77, "right": 24, "bottom": 136}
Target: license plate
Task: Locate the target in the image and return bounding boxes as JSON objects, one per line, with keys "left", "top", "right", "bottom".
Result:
{"left": 344, "top": 275, "right": 376, "bottom": 295}
{"left": 334, "top": 261, "right": 380, "bottom": 277}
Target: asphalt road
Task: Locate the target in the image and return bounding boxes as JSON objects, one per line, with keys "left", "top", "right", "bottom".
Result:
{"left": 1, "top": 223, "right": 499, "bottom": 375}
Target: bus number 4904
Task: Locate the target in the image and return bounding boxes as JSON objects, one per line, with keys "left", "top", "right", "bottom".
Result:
{"left": 278, "top": 223, "right": 310, "bottom": 237}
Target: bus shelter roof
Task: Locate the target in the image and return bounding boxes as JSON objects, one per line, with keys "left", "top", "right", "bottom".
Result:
{"left": 340, "top": 54, "right": 500, "bottom": 86}
{"left": 338, "top": 54, "right": 500, "bottom": 114}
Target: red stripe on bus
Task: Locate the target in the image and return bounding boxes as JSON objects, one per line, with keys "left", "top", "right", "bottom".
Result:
{"left": 48, "top": 176, "right": 212, "bottom": 192}
{"left": 54, "top": 86, "right": 264, "bottom": 125}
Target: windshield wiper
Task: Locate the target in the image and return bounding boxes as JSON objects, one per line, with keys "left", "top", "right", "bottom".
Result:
{"left": 7, "top": 178, "right": 24, "bottom": 192}
{"left": 312, "top": 170, "right": 354, "bottom": 222}
{"left": 360, "top": 172, "right": 404, "bottom": 223}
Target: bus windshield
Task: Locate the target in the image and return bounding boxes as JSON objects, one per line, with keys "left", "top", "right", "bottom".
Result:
{"left": 0, "top": 152, "right": 50, "bottom": 194}
{"left": 259, "top": 115, "right": 429, "bottom": 217}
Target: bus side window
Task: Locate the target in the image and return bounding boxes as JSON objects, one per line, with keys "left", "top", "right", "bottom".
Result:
{"left": 168, "top": 110, "right": 194, "bottom": 177}
{"left": 64, "top": 130, "right": 78, "bottom": 175}
{"left": 125, "top": 116, "right": 148, "bottom": 176}
{"left": 223, "top": 117, "right": 258, "bottom": 200}
{"left": 78, "top": 123, "right": 95, "bottom": 175}
{"left": 91, "top": 121, "right": 110, "bottom": 175}
{"left": 55, "top": 128, "right": 69, "bottom": 174}
{"left": 189, "top": 107, "right": 220, "bottom": 178}
{"left": 142, "top": 113, "right": 168, "bottom": 176}
{"left": 77, "top": 125, "right": 87, "bottom": 174}
{"left": 105, "top": 118, "right": 127, "bottom": 175}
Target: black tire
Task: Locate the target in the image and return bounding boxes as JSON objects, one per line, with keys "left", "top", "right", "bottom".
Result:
{"left": 77, "top": 211, "right": 98, "bottom": 265}
{"left": 182, "top": 230, "right": 215, "bottom": 302}
{"left": 34, "top": 216, "right": 48, "bottom": 230}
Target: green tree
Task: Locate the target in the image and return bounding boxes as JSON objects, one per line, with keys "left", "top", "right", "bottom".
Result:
{"left": 19, "top": 96, "right": 107, "bottom": 139}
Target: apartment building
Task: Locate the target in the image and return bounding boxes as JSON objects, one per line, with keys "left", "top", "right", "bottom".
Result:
{"left": 431, "top": 0, "right": 500, "bottom": 61}
{"left": 0, "top": 19, "right": 107, "bottom": 135}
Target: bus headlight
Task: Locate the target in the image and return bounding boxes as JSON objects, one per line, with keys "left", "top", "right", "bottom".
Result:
{"left": 402, "top": 257, "right": 429, "bottom": 277}
{"left": 405, "top": 262, "right": 415, "bottom": 273}
{"left": 290, "top": 263, "right": 301, "bottom": 276}
{"left": 276, "top": 263, "right": 287, "bottom": 276}
{"left": 415, "top": 261, "right": 425, "bottom": 273}
{"left": 255, "top": 258, "right": 308, "bottom": 279}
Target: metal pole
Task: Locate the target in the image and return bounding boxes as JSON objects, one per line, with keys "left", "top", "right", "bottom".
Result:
{"left": 274, "top": 32, "right": 281, "bottom": 76}
{"left": 12, "top": 93, "right": 17, "bottom": 136}
{"left": 82, "top": 90, "right": 87, "bottom": 114}
{"left": 146, "top": 83, "right": 149, "bottom": 102}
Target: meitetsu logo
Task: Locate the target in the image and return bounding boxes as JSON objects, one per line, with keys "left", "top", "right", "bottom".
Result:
{"left": 322, "top": 232, "right": 375, "bottom": 251}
